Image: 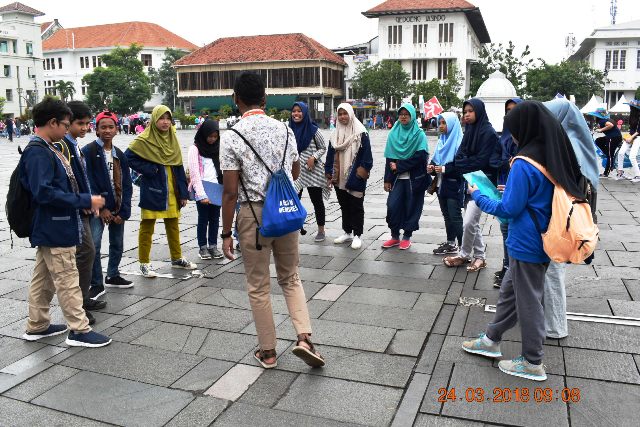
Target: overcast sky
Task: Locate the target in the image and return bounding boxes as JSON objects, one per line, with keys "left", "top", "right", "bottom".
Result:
{"left": 22, "top": 0, "right": 640, "bottom": 64}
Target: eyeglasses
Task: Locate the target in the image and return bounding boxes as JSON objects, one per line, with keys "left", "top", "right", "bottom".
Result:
{"left": 58, "top": 120, "right": 71, "bottom": 129}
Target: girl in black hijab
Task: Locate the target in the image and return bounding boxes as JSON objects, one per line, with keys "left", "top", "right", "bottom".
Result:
{"left": 188, "top": 120, "right": 223, "bottom": 260}
{"left": 460, "top": 100, "right": 585, "bottom": 382}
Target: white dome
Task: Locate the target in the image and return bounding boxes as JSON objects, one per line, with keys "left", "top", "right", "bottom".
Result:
{"left": 476, "top": 71, "right": 517, "bottom": 99}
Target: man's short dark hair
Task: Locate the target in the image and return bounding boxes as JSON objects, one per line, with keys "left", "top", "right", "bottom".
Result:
{"left": 66, "top": 100, "right": 92, "bottom": 122}
{"left": 32, "top": 97, "right": 72, "bottom": 127}
{"left": 233, "top": 72, "right": 265, "bottom": 106}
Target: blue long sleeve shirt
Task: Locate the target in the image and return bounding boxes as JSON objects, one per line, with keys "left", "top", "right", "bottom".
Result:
{"left": 471, "top": 159, "right": 553, "bottom": 263}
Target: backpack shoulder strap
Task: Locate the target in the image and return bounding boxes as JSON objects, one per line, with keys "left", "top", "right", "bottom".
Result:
{"left": 228, "top": 128, "right": 273, "bottom": 175}
{"left": 280, "top": 123, "right": 289, "bottom": 171}
{"left": 512, "top": 155, "right": 558, "bottom": 187}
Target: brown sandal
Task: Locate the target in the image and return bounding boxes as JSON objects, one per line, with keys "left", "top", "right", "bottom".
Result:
{"left": 292, "top": 334, "right": 325, "bottom": 368}
{"left": 467, "top": 258, "right": 487, "bottom": 272}
{"left": 254, "top": 348, "right": 277, "bottom": 369}
{"left": 443, "top": 255, "right": 471, "bottom": 267}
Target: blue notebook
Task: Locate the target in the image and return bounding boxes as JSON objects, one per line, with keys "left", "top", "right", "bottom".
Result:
{"left": 202, "top": 181, "right": 223, "bottom": 206}
{"left": 462, "top": 171, "right": 507, "bottom": 224}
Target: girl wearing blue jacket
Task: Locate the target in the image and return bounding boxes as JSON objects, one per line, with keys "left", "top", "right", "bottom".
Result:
{"left": 461, "top": 101, "right": 588, "bottom": 382}
{"left": 125, "top": 105, "right": 195, "bottom": 278}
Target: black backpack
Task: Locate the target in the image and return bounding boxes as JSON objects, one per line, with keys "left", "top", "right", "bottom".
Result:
{"left": 6, "top": 140, "right": 54, "bottom": 241}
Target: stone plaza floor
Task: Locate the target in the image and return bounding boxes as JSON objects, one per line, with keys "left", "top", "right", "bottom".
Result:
{"left": 0, "top": 128, "right": 639, "bottom": 426}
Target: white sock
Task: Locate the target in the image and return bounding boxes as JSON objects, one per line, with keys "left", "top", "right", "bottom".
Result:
{"left": 481, "top": 334, "right": 495, "bottom": 346}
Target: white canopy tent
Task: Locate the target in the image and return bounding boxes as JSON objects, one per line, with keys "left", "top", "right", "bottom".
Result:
{"left": 580, "top": 95, "right": 602, "bottom": 114}
{"left": 609, "top": 95, "right": 631, "bottom": 113}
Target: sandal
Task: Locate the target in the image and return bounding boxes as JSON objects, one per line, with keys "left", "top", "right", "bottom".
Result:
{"left": 443, "top": 255, "right": 471, "bottom": 267}
{"left": 467, "top": 258, "right": 487, "bottom": 272}
{"left": 254, "top": 348, "right": 277, "bottom": 369}
{"left": 292, "top": 334, "right": 325, "bottom": 368}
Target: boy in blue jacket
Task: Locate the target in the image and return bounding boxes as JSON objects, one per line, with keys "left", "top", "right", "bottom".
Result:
{"left": 20, "top": 98, "right": 111, "bottom": 347}
{"left": 82, "top": 111, "right": 133, "bottom": 298}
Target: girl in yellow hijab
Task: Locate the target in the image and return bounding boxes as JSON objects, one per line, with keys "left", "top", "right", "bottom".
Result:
{"left": 125, "top": 105, "right": 197, "bottom": 277}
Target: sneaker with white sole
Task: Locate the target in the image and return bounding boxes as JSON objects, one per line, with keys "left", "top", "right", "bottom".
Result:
{"left": 209, "top": 247, "right": 224, "bottom": 259}
{"left": 23, "top": 324, "right": 68, "bottom": 341}
{"left": 461, "top": 333, "right": 502, "bottom": 358}
{"left": 172, "top": 258, "right": 197, "bottom": 270}
{"left": 612, "top": 171, "right": 626, "bottom": 180}
{"left": 199, "top": 247, "right": 212, "bottom": 260}
{"left": 65, "top": 330, "right": 112, "bottom": 348}
{"left": 351, "top": 235, "right": 362, "bottom": 249}
{"left": 140, "top": 263, "right": 158, "bottom": 278}
{"left": 334, "top": 232, "right": 353, "bottom": 244}
{"left": 498, "top": 355, "right": 547, "bottom": 381}
{"left": 631, "top": 176, "right": 640, "bottom": 183}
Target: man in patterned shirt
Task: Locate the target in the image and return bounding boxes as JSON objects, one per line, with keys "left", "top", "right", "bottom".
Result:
{"left": 220, "top": 72, "right": 325, "bottom": 369}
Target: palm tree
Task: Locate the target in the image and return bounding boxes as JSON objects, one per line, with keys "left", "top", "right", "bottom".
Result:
{"left": 53, "top": 80, "right": 76, "bottom": 102}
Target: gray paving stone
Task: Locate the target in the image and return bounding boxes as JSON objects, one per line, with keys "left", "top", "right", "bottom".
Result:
{"left": 441, "top": 364, "right": 568, "bottom": 427}
{"left": 61, "top": 341, "right": 203, "bottom": 387}
{"left": 197, "top": 329, "right": 258, "bottom": 362}
{"left": 93, "top": 292, "right": 145, "bottom": 314}
{"left": 131, "top": 322, "right": 192, "bottom": 352}
{"left": 171, "top": 357, "right": 234, "bottom": 392}
{"left": 275, "top": 374, "right": 403, "bottom": 426}
{"left": 110, "top": 318, "right": 162, "bottom": 342}
{"left": 339, "top": 286, "right": 419, "bottom": 308}
{"left": 0, "top": 395, "right": 107, "bottom": 426}
{"left": 3, "top": 365, "right": 79, "bottom": 402}
{"left": 415, "top": 334, "right": 445, "bottom": 375}
{"left": 609, "top": 299, "right": 640, "bottom": 317}
{"left": 564, "top": 347, "right": 640, "bottom": 384}
{"left": 389, "top": 329, "right": 429, "bottom": 357}
{"left": 145, "top": 300, "right": 254, "bottom": 332}
{"left": 321, "top": 300, "right": 440, "bottom": 331}
{"left": 346, "top": 259, "right": 434, "bottom": 280}
{"left": 566, "top": 296, "right": 613, "bottom": 315}
{"left": 239, "top": 369, "right": 298, "bottom": 407}
{"left": 565, "top": 277, "right": 630, "bottom": 299}
{"left": 419, "top": 361, "right": 452, "bottom": 414}
{"left": 205, "top": 363, "right": 263, "bottom": 401}
{"left": 165, "top": 396, "right": 228, "bottom": 427}
{"left": 306, "top": 299, "right": 334, "bottom": 318}
{"left": 33, "top": 371, "right": 193, "bottom": 427}
{"left": 624, "top": 279, "right": 640, "bottom": 300}
{"left": 594, "top": 265, "right": 640, "bottom": 280}
{"left": 179, "top": 286, "right": 220, "bottom": 303}
{"left": 391, "top": 373, "right": 431, "bottom": 427}
{"left": 277, "top": 318, "right": 396, "bottom": 352}
{"left": 353, "top": 273, "right": 448, "bottom": 294}
{"left": 0, "top": 336, "right": 45, "bottom": 370}
{"left": 330, "top": 271, "right": 361, "bottom": 285}
{"left": 562, "top": 320, "right": 640, "bottom": 353}
{"left": 181, "top": 326, "right": 209, "bottom": 354}
{"left": 414, "top": 414, "right": 484, "bottom": 426}
{"left": 566, "top": 377, "right": 640, "bottom": 427}
{"left": 214, "top": 402, "right": 354, "bottom": 427}
{"left": 313, "top": 283, "right": 349, "bottom": 301}
{"left": 0, "top": 297, "right": 27, "bottom": 328}
{"left": 0, "top": 345, "right": 66, "bottom": 375}
{"left": 277, "top": 344, "right": 416, "bottom": 387}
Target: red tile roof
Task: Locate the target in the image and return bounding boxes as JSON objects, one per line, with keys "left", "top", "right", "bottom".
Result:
{"left": 175, "top": 33, "right": 346, "bottom": 67}
{"left": 43, "top": 21, "right": 197, "bottom": 51}
{"left": 40, "top": 21, "right": 52, "bottom": 32}
{"left": 0, "top": 2, "right": 44, "bottom": 15}
{"left": 363, "top": 0, "right": 476, "bottom": 16}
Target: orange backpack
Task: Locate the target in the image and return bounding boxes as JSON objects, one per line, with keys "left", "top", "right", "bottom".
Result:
{"left": 512, "top": 156, "right": 599, "bottom": 264}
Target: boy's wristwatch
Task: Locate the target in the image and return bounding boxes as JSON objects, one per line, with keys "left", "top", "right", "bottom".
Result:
{"left": 220, "top": 231, "right": 233, "bottom": 239}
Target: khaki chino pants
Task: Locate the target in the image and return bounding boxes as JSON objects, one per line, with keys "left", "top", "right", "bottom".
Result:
{"left": 26, "top": 246, "right": 90, "bottom": 334}
{"left": 237, "top": 203, "right": 312, "bottom": 350}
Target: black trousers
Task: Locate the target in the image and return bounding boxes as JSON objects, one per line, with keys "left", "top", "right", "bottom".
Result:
{"left": 298, "top": 187, "right": 325, "bottom": 226}
{"left": 437, "top": 194, "right": 463, "bottom": 245}
{"left": 595, "top": 135, "right": 622, "bottom": 176}
{"left": 76, "top": 216, "right": 96, "bottom": 302}
{"left": 335, "top": 187, "right": 364, "bottom": 236}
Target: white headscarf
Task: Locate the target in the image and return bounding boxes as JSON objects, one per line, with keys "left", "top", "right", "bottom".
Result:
{"left": 329, "top": 103, "right": 367, "bottom": 181}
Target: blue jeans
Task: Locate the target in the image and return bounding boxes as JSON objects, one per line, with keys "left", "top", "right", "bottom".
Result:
{"left": 90, "top": 217, "right": 125, "bottom": 286}
{"left": 197, "top": 201, "right": 221, "bottom": 248}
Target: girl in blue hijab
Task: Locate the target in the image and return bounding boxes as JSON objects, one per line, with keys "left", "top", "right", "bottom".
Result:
{"left": 289, "top": 101, "right": 328, "bottom": 242}
{"left": 382, "top": 103, "right": 430, "bottom": 250}
{"left": 430, "top": 112, "right": 464, "bottom": 255}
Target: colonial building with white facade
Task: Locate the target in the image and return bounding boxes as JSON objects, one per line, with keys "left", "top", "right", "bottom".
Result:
{"left": 570, "top": 19, "right": 640, "bottom": 108}
{"left": 42, "top": 21, "right": 196, "bottom": 111}
{"left": 0, "top": 2, "right": 45, "bottom": 118}
{"left": 337, "top": 0, "right": 490, "bottom": 108}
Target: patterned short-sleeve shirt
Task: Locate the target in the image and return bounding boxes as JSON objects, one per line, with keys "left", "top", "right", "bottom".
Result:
{"left": 221, "top": 113, "right": 299, "bottom": 203}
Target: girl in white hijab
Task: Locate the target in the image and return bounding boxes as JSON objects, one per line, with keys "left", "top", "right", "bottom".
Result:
{"left": 324, "top": 103, "right": 373, "bottom": 249}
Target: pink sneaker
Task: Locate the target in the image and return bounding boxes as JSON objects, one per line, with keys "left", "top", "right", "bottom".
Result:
{"left": 399, "top": 240, "right": 412, "bottom": 250}
{"left": 382, "top": 239, "right": 400, "bottom": 248}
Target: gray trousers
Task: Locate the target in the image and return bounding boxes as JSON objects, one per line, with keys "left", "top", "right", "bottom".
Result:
{"left": 486, "top": 257, "right": 549, "bottom": 365}
{"left": 460, "top": 199, "right": 486, "bottom": 259}
{"left": 76, "top": 216, "right": 96, "bottom": 302}
{"left": 544, "top": 261, "right": 568, "bottom": 338}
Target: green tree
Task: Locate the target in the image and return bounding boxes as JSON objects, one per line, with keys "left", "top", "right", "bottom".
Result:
{"left": 218, "top": 104, "right": 233, "bottom": 119}
{"left": 53, "top": 80, "right": 76, "bottom": 102}
{"left": 411, "top": 63, "right": 464, "bottom": 110}
{"left": 0, "top": 96, "right": 5, "bottom": 115}
{"left": 635, "top": 86, "right": 640, "bottom": 99}
{"left": 82, "top": 44, "right": 152, "bottom": 113}
{"left": 525, "top": 61, "right": 606, "bottom": 105}
{"left": 153, "top": 48, "right": 187, "bottom": 111}
{"left": 469, "top": 41, "right": 539, "bottom": 97}
{"left": 352, "top": 60, "right": 411, "bottom": 111}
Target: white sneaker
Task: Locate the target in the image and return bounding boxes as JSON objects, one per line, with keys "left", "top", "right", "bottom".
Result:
{"left": 351, "top": 235, "right": 362, "bottom": 249}
{"left": 334, "top": 232, "right": 353, "bottom": 244}
{"left": 631, "top": 176, "right": 640, "bottom": 183}
{"left": 612, "top": 171, "right": 626, "bottom": 180}
{"left": 140, "top": 263, "right": 158, "bottom": 278}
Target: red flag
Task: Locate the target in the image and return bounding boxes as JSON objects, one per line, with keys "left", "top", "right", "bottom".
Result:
{"left": 423, "top": 96, "right": 444, "bottom": 119}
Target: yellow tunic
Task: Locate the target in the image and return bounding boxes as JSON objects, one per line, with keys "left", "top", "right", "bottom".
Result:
{"left": 141, "top": 166, "right": 181, "bottom": 219}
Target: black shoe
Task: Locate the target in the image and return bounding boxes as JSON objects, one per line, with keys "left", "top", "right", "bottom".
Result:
{"left": 105, "top": 275, "right": 134, "bottom": 288}
{"left": 494, "top": 267, "right": 507, "bottom": 279}
{"left": 89, "top": 285, "right": 105, "bottom": 300}
{"left": 66, "top": 330, "right": 111, "bottom": 347}
{"left": 433, "top": 243, "right": 459, "bottom": 255}
{"left": 86, "top": 311, "right": 96, "bottom": 325}
{"left": 84, "top": 299, "right": 107, "bottom": 310}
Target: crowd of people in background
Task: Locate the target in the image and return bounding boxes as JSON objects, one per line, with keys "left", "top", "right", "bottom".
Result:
{"left": 14, "top": 71, "right": 639, "bottom": 381}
